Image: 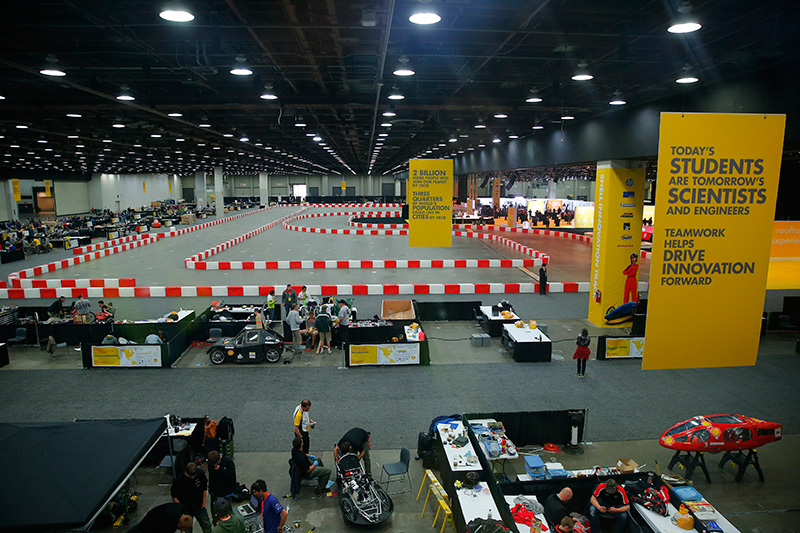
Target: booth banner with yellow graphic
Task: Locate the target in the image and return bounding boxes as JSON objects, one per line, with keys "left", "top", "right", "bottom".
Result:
{"left": 605, "top": 337, "right": 645, "bottom": 359}
{"left": 92, "top": 345, "right": 161, "bottom": 367}
{"left": 408, "top": 159, "right": 453, "bottom": 247}
{"left": 45, "top": 180, "right": 52, "bottom": 197}
{"left": 574, "top": 205, "right": 595, "bottom": 228}
{"left": 587, "top": 163, "right": 646, "bottom": 327}
{"left": 11, "top": 179, "right": 21, "bottom": 202}
{"left": 771, "top": 221, "right": 800, "bottom": 258}
{"left": 349, "top": 343, "right": 420, "bottom": 366}
{"left": 644, "top": 113, "right": 786, "bottom": 370}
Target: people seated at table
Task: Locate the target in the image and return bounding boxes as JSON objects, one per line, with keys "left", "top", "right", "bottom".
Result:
{"left": 544, "top": 486, "right": 573, "bottom": 526}
{"left": 589, "top": 479, "right": 630, "bottom": 533}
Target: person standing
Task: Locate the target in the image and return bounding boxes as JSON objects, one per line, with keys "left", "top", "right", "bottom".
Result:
{"left": 573, "top": 328, "right": 591, "bottom": 378}
{"left": 73, "top": 294, "right": 92, "bottom": 323}
{"left": 170, "top": 462, "right": 212, "bottom": 533}
{"left": 622, "top": 253, "right": 640, "bottom": 304}
{"left": 298, "top": 285, "right": 310, "bottom": 307}
{"left": 282, "top": 284, "right": 297, "bottom": 316}
{"left": 207, "top": 451, "right": 238, "bottom": 501}
{"left": 293, "top": 399, "right": 315, "bottom": 453}
{"left": 250, "top": 479, "right": 288, "bottom": 533}
{"left": 539, "top": 263, "right": 548, "bottom": 295}
{"left": 265, "top": 289, "right": 276, "bottom": 322}
{"left": 286, "top": 303, "right": 304, "bottom": 353}
{"left": 314, "top": 305, "right": 332, "bottom": 354}
{"left": 337, "top": 299, "right": 351, "bottom": 351}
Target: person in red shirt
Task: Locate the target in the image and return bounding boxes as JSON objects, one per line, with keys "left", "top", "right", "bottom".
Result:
{"left": 622, "top": 253, "right": 639, "bottom": 304}
{"left": 589, "top": 479, "right": 629, "bottom": 533}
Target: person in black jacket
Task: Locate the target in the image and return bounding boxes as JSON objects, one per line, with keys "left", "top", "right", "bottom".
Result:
{"left": 171, "top": 462, "right": 212, "bottom": 533}
{"left": 128, "top": 502, "right": 193, "bottom": 533}
{"left": 539, "top": 263, "right": 548, "bottom": 295}
{"left": 544, "top": 487, "right": 573, "bottom": 527}
{"left": 207, "top": 451, "right": 237, "bottom": 500}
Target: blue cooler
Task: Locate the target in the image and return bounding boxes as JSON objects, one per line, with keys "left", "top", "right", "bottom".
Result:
{"left": 524, "top": 454, "right": 547, "bottom": 480}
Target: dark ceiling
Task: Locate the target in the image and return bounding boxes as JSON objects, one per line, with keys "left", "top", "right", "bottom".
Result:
{"left": 0, "top": 0, "right": 797, "bottom": 177}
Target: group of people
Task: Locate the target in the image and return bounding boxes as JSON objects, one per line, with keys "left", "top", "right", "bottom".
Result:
{"left": 544, "top": 479, "right": 631, "bottom": 533}
{"left": 46, "top": 295, "right": 116, "bottom": 324}
{"left": 257, "top": 284, "right": 352, "bottom": 354}
{"left": 131, "top": 400, "right": 372, "bottom": 533}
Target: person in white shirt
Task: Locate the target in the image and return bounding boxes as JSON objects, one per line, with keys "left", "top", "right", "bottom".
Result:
{"left": 337, "top": 300, "right": 351, "bottom": 350}
{"left": 145, "top": 330, "right": 164, "bottom": 344}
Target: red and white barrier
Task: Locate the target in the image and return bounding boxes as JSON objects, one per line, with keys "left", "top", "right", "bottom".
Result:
{"left": 72, "top": 234, "right": 149, "bottom": 255}
{"left": 187, "top": 258, "right": 541, "bottom": 270}
{"left": 0, "top": 281, "right": 655, "bottom": 299}
{"left": 10, "top": 278, "right": 136, "bottom": 288}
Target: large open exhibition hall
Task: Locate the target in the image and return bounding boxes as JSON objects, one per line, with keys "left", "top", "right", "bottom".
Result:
{"left": 0, "top": 1, "right": 798, "bottom": 532}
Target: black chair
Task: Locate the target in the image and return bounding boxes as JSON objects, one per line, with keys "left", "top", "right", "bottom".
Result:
{"left": 7, "top": 327, "right": 27, "bottom": 345}
{"left": 208, "top": 327, "right": 222, "bottom": 341}
{"left": 288, "top": 459, "right": 317, "bottom": 498}
{"left": 379, "top": 447, "right": 412, "bottom": 494}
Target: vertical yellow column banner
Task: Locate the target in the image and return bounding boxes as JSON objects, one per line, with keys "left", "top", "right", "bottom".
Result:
{"left": 142, "top": 181, "right": 146, "bottom": 193}
{"left": 644, "top": 113, "right": 786, "bottom": 369}
{"left": 409, "top": 159, "right": 453, "bottom": 247}
{"left": 492, "top": 176, "right": 501, "bottom": 208}
{"left": 11, "top": 179, "right": 21, "bottom": 201}
{"left": 587, "top": 163, "right": 645, "bottom": 327}
{"left": 45, "top": 180, "right": 51, "bottom": 197}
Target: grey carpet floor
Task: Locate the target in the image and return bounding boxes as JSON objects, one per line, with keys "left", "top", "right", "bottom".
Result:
{"left": 2, "top": 353, "right": 797, "bottom": 453}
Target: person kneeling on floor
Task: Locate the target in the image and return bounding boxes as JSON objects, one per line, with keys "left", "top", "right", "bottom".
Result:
{"left": 292, "top": 436, "right": 335, "bottom": 494}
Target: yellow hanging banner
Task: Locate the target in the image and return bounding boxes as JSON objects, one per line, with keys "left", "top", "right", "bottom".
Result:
{"left": 143, "top": 181, "right": 146, "bottom": 193}
{"left": 45, "top": 180, "right": 51, "bottom": 197}
{"left": 169, "top": 180, "right": 173, "bottom": 194}
{"left": 341, "top": 180, "right": 346, "bottom": 191}
{"left": 587, "top": 164, "right": 646, "bottom": 327}
{"left": 492, "top": 176, "right": 501, "bottom": 208}
{"left": 408, "top": 159, "right": 453, "bottom": 247}
{"left": 644, "top": 113, "right": 786, "bottom": 369}
{"left": 11, "top": 179, "right": 21, "bottom": 202}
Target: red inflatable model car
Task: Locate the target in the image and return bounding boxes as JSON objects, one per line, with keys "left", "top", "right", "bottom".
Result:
{"left": 660, "top": 414, "right": 782, "bottom": 452}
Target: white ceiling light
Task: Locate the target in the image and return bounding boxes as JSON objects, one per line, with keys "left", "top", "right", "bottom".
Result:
{"left": 66, "top": 113, "right": 81, "bottom": 118}
{"left": 113, "top": 123, "right": 125, "bottom": 128}
{"left": 409, "top": 6, "right": 441, "bottom": 25}
{"left": 508, "top": 134, "right": 519, "bottom": 139}
{"left": 571, "top": 61, "right": 593, "bottom": 81}
{"left": 387, "top": 87, "right": 405, "bottom": 100}
{"left": 159, "top": 3, "right": 195, "bottom": 22}
{"left": 230, "top": 56, "right": 253, "bottom": 76}
{"left": 561, "top": 114, "right": 575, "bottom": 120}
{"left": 676, "top": 64, "right": 699, "bottom": 84}
{"left": 668, "top": 2, "right": 702, "bottom": 34}
{"left": 295, "top": 116, "right": 307, "bottom": 127}
{"left": 532, "top": 121, "right": 544, "bottom": 130}
{"left": 494, "top": 113, "right": 508, "bottom": 119}
{"left": 168, "top": 112, "right": 183, "bottom": 117}
{"left": 474, "top": 123, "right": 486, "bottom": 129}
{"left": 492, "top": 137, "right": 502, "bottom": 143}
{"left": 313, "top": 136, "right": 322, "bottom": 142}
{"left": 260, "top": 84, "right": 278, "bottom": 100}
{"left": 381, "top": 122, "right": 392, "bottom": 127}
{"left": 393, "top": 56, "right": 415, "bottom": 76}
{"left": 609, "top": 90, "right": 627, "bottom": 105}
{"left": 382, "top": 110, "right": 396, "bottom": 117}
{"left": 525, "top": 88, "right": 543, "bottom": 103}
{"left": 116, "top": 85, "right": 135, "bottom": 101}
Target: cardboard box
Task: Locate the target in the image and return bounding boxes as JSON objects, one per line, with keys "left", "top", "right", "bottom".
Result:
{"left": 381, "top": 300, "right": 416, "bottom": 320}
{"left": 617, "top": 458, "right": 639, "bottom": 473}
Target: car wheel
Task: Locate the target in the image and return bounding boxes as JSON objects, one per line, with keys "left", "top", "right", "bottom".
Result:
{"left": 340, "top": 496, "right": 357, "bottom": 524}
{"left": 376, "top": 486, "right": 393, "bottom": 512}
{"left": 265, "top": 347, "right": 282, "bottom": 363}
{"left": 209, "top": 348, "right": 226, "bottom": 365}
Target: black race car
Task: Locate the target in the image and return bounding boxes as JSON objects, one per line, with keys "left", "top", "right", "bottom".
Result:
{"left": 207, "top": 325, "right": 284, "bottom": 365}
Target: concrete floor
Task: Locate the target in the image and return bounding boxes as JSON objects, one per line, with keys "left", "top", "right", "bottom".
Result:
{"left": 93, "top": 435, "right": 799, "bottom": 533}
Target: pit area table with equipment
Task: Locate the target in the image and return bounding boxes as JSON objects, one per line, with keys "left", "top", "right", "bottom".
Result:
{"left": 479, "top": 306, "right": 519, "bottom": 337}
{"left": 502, "top": 323, "right": 552, "bottom": 362}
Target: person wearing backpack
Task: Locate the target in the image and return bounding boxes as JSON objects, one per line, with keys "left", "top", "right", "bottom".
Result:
{"left": 314, "top": 306, "right": 333, "bottom": 354}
